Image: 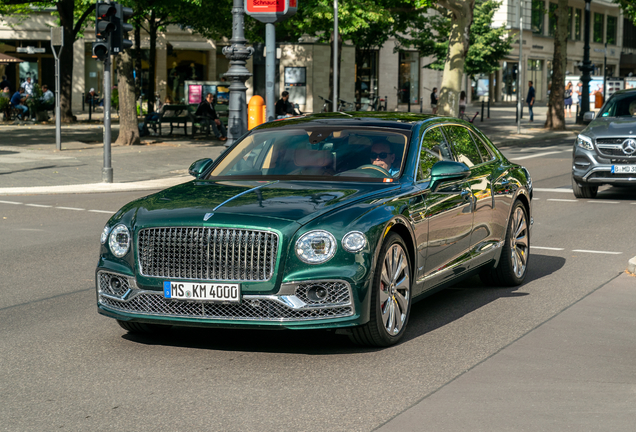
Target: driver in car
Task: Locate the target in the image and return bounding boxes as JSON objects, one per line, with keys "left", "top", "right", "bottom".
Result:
{"left": 369, "top": 140, "right": 399, "bottom": 176}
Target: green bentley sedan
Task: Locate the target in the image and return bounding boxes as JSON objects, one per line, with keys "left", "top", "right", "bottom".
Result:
{"left": 97, "top": 113, "right": 532, "bottom": 346}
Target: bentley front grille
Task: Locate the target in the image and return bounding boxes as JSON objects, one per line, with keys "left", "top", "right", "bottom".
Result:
{"left": 138, "top": 227, "right": 279, "bottom": 282}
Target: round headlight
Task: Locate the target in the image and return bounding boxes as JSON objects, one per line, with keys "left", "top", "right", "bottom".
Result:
{"left": 296, "top": 230, "right": 337, "bottom": 264}
{"left": 108, "top": 224, "right": 131, "bottom": 258}
{"left": 342, "top": 231, "right": 367, "bottom": 253}
{"left": 100, "top": 226, "right": 110, "bottom": 244}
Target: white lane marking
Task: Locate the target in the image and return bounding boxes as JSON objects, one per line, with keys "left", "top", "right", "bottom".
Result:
{"left": 533, "top": 188, "right": 574, "bottom": 193}
{"left": 533, "top": 246, "right": 565, "bottom": 251}
{"left": 587, "top": 200, "right": 620, "bottom": 204}
{"left": 509, "top": 150, "right": 570, "bottom": 161}
{"left": 572, "top": 249, "right": 623, "bottom": 255}
{"left": 547, "top": 198, "right": 578, "bottom": 202}
{"left": 25, "top": 204, "right": 53, "bottom": 208}
{"left": 519, "top": 145, "right": 569, "bottom": 152}
{"left": 0, "top": 200, "right": 22, "bottom": 205}
{"left": 532, "top": 197, "right": 540, "bottom": 200}
{"left": 55, "top": 206, "right": 85, "bottom": 211}
{"left": 88, "top": 210, "right": 115, "bottom": 214}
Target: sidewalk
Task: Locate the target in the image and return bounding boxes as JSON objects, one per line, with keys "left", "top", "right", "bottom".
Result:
{"left": 0, "top": 104, "right": 581, "bottom": 195}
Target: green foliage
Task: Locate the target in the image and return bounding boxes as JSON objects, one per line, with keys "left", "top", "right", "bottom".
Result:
{"left": 397, "top": 0, "right": 512, "bottom": 77}
{"left": 111, "top": 88, "right": 119, "bottom": 111}
{"left": 0, "top": 95, "right": 10, "bottom": 112}
{"left": 25, "top": 84, "right": 45, "bottom": 114}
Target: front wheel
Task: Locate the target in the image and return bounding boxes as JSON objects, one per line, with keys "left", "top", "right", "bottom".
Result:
{"left": 572, "top": 177, "right": 598, "bottom": 198}
{"left": 480, "top": 201, "right": 530, "bottom": 287}
{"left": 349, "top": 233, "right": 412, "bottom": 347}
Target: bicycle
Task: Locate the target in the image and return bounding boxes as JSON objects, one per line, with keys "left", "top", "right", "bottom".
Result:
{"left": 458, "top": 108, "right": 479, "bottom": 123}
{"left": 318, "top": 95, "right": 350, "bottom": 112}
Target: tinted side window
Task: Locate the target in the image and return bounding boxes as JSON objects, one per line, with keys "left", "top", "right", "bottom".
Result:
{"left": 469, "top": 130, "right": 494, "bottom": 162}
{"left": 444, "top": 125, "right": 481, "bottom": 167}
{"left": 418, "top": 126, "right": 450, "bottom": 181}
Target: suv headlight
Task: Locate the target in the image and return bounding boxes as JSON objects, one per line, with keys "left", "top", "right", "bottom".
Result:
{"left": 296, "top": 230, "right": 337, "bottom": 264}
{"left": 576, "top": 134, "right": 594, "bottom": 151}
{"left": 109, "top": 224, "right": 131, "bottom": 258}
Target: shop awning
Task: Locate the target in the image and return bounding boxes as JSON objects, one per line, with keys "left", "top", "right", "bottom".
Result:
{"left": 0, "top": 52, "right": 24, "bottom": 63}
{"left": 167, "top": 41, "right": 214, "bottom": 51}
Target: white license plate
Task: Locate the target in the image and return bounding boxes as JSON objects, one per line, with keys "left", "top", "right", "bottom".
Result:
{"left": 163, "top": 281, "right": 241, "bottom": 303}
{"left": 611, "top": 165, "right": 636, "bottom": 174}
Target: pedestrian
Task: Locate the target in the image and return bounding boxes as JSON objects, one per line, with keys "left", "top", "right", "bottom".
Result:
{"left": 21, "top": 76, "right": 34, "bottom": 97}
{"left": 0, "top": 75, "right": 10, "bottom": 94}
{"left": 41, "top": 85, "right": 54, "bottom": 109}
{"left": 572, "top": 81, "right": 580, "bottom": 113}
{"left": 275, "top": 91, "right": 301, "bottom": 117}
{"left": 430, "top": 87, "right": 438, "bottom": 114}
{"left": 564, "top": 81, "right": 573, "bottom": 118}
{"left": 10, "top": 87, "right": 29, "bottom": 120}
{"left": 526, "top": 81, "right": 535, "bottom": 122}
{"left": 195, "top": 92, "right": 227, "bottom": 141}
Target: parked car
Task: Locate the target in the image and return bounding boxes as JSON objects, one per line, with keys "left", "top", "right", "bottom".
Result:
{"left": 96, "top": 113, "right": 533, "bottom": 346}
{"left": 573, "top": 88, "right": 636, "bottom": 198}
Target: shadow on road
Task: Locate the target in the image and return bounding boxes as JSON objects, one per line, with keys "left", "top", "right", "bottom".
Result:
{"left": 121, "top": 253, "right": 566, "bottom": 353}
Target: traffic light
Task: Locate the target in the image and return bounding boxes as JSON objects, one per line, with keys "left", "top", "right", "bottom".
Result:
{"left": 110, "top": 4, "right": 133, "bottom": 55}
{"left": 93, "top": 2, "right": 116, "bottom": 60}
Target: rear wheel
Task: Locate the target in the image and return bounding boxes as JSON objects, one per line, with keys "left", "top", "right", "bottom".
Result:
{"left": 480, "top": 201, "right": 529, "bottom": 287}
{"left": 117, "top": 320, "right": 171, "bottom": 335}
{"left": 572, "top": 177, "right": 598, "bottom": 198}
{"left": 349, "top": 233, "right": 411, "bottom": 347}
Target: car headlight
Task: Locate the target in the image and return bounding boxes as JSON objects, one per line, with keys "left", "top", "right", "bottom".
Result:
{"left": 108, "top": 224, "right": 131, "bottom": 258}
{"left": 296, "top": 230, "right": 337, "bottom": 264}
{"left": 100, "top": 225, "right": 110, "bottom": 244}
{"left": 576, "top": 134, "right": 594, "bottom": 151}
{"left": 342, "top": 231, "right": 367, "bottom": 253}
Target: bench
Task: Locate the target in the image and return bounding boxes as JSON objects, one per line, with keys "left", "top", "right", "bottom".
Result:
{"left": 147, "top": 104, "right": 194, "bottom": 136}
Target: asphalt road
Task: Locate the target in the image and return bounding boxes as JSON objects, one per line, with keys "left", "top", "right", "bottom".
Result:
{"left": 1, "top": 137, "right": 634, "bottom": 431}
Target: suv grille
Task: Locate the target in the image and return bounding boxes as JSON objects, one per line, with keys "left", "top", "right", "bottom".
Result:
{"left": 138, "top": 227, "right": 279, "bottom": 281}
{"left": 595, "top": 138, "right": 636, "bottom": 158}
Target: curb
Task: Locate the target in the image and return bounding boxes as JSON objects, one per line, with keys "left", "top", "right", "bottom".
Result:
{"left": 629, "top": 256, "right": 636, "bottom": 274}
{"left": 0, "top": 176, "right": 190, "bottom": 196}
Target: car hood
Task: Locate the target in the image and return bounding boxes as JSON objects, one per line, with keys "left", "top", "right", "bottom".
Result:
{"left": 126, "top": 179, "right": 400, "bottom": 227}
{"left": 584, "top": 117, "right": 636, "bottom": 139}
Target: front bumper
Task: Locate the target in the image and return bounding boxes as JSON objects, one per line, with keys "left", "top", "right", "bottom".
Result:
{"left": 572, "top": 146, "right": 636, "bottom": 185}
{"left": 97, "top": 270, "right": 360, "bottom": 330}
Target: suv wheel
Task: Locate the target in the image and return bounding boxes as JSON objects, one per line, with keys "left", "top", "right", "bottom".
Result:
{"left": 572, "top": 177, "right": 598, "bottom": 199}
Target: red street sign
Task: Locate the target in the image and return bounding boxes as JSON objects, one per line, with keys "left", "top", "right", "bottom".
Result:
{"left": 245, "top": 0, "right": 297, "bottom": 23}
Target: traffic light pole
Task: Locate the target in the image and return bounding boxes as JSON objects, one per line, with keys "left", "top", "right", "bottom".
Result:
{"left": 102, "top": 54, "right": 113, "bottom": 183}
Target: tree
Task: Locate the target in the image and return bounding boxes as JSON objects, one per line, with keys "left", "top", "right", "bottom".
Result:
{"left": 0, "top": 0, "right": 95, "bottom": 122}
{"left": 545, "top": 0, "right": 568, "bottom": 130}
{"left": 114, "top": 38, "right": 139, "bottom": 145}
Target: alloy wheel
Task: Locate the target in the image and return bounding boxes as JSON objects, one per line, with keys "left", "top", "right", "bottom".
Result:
{"left": 510, "top": 206, "right": 529, "bottom": 278}
{"left": 379, "top": 244, "right": 410, "bottom": 336}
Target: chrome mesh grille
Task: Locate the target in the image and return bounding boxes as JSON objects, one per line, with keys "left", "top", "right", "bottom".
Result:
{"left": 138, "top": 227, "right": 279, "bottom": 281}
{"left": 99, "top": 293, "right": 354, "bottom": 321}
{"left": 294, "top": 282, "right": 351, "bottom": 305}
{"left": 98, "top": 272, "right": 130, "bottom": 296}
{"left": 596, "top": 138, "right": 636, "bottom": 158}
{"left": 596, "top": 138, "right": 625, "bottom": 145}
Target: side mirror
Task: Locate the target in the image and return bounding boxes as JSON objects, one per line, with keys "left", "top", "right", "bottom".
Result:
{"left": 188, "top": 158, "right": 214, "bottom": 179}
{"left": 430, "top": 160, "right": 471, "bottom": 191}
{"left": 583, "top": 111, "right": 595, "bottom": 123}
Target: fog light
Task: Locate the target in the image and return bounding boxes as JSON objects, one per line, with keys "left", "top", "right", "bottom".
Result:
{"left": 110, "top": 276, "right": 123, "bottom": 294}
{"left": 307, "top": 285, "right": 328, "bottom": 302}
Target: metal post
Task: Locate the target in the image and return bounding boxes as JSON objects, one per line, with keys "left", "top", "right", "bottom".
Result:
{"left": 265, "top": 23, "right": 275, "bottom": 122}
{"left": 51, "top": 27, "right": 63, "bottom": 151}
{"left": 407, "top": 88, "right": 411, "bottom": 112}
{"left": 420, "top": 96, "right": 423, "bottom": 113}
{"left": 333, "top": 0, "right": 339, "bottom": 112}
{"left": 481, "top": 100, "right": 485, "bottom": 122}
{"left": 578, "top": 0, "right": 593, "bottom": 123}
{"left": 487, "top": 97, "right": 490, "bottom": 118}
{"left": 102, "top": 55, "right": 113, "bottom": 183}
{"left": 603, "top": 42, "right": 607, "bottom": 102}
{"left": 517, "top": 0, "right": 523, "bottom": 134}
{"left": 88, "top": 95, "right": 93, "bottom": 121}
{"left": 223, "top": 0, "right": 254, "bottom": 147}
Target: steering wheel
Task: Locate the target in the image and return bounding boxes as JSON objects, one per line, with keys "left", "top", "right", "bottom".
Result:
{"left": 357, "top": 164, "right": 391, "bottom": 177}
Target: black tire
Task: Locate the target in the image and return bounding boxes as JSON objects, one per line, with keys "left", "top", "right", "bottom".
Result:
{"left": 349, "top": 233, "right": 412, "bottom": 347}
{"left": 117, "top": 320, "right": 171, "bottom": 335}
{"left": 480, "top": 201, "right": 530, "bottom": 287}
{"left": 572, "top": 177, "right": 598, "bottom": 198}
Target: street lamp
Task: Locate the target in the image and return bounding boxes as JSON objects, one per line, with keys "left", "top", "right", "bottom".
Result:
{"left": 577, "top": 0, "right": 594, "bottom": 124}
{"left": 223, "top": 0, "right": 254, "bottom": 147}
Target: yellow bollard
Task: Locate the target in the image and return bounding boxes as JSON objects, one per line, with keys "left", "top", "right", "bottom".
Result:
{"left": 248, "top": 95, "right": 265, "bottom": 130}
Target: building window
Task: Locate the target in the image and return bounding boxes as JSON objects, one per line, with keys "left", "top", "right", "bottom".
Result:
{"left": 548, "top": 3, "right": 558, "bottom": 37}
{"left": 355, "top": 49, "right": 379, "bottom": 107}
{"left": 607, "top": 16, "right": 617, "bottom": 45}
{"left": 532, "top": 0, "right": 545, "bottom": 35}
{"left": 593, "top": 13, "right": 604, "bottom": 43}
{"left": 528, "top": 59, "right": 544, "bottom": 101}
{"left": 575, "top": 9, "right": 582, "bottom": 40}
{"left": 398, "top": 51, "right": 419, "bottom": 104}
{"left": 568, "top": 7, "right": 573, "bottom": 40}
{"left": 624, "top": 18, "right": 636, "bottom": 49}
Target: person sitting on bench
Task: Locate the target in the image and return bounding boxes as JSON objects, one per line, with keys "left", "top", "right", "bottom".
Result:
{"left": 195, "top": 93, "right": 227, "bottom": 141}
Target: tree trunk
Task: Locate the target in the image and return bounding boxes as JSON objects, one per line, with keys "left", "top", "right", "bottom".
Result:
{"left": 147, "top": 11, "right": 157, "bottom": 114}
{"left": 328, "top": 31, "right": 343, "bottom": 112}
{"left": 115, "top": 47, "right": 140, "bottom": 146}
{"left": 545, "top": 0, "right": 568, "bottom": 130}
{"left": 436, "top": 0, "right": 475, "bottom": 117}
{"left": 134, "top": 26, "right": 142, "bottom": 100}
{"left": 57, "top": 0, "right": 76, "bottom": 122}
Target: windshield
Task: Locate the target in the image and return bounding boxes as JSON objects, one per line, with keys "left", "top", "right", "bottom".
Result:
{"left": 599, "top": 92, "right": 636, "bottom": 117}
{"left": 207, "top": 127, "right": 410, "bottom": 181}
